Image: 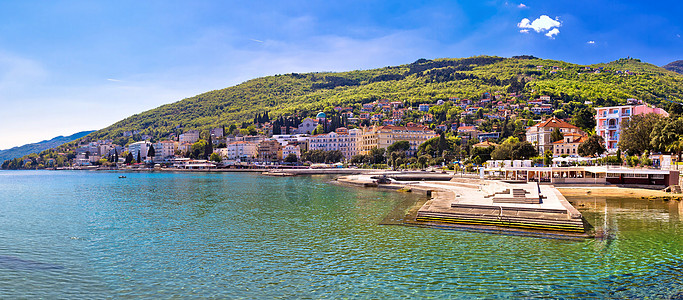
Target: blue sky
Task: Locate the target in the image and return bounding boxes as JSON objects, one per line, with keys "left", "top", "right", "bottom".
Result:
{"left": 0, "top": 0, "right": 681, "bottom": 149}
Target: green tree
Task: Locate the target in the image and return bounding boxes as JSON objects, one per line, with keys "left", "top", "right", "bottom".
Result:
{"left": 470, "top": 146, "right": 494, "bottom": 162}
{"left": 349, "top": 154, "right": 366, "bottom": 165}
{"left": 312, "top": 124, "right": 324, "bottom": 135}
{"left": 123, "top": 151, "right": 133, "bottom": 165}
{"left": 190, "top": 140, "right": 208, "bottom": 159}
{"left": 147, "top": 144, "right": 155, "bottom": 158}
{"left": 550, "top": 128, "right": 564, "bottom": 142}
{"left": 205, "top": 136, "right": 213, "bottom": 159}
{"left": 325, "top": 150, "right": 344, "bottom": 163}
{"left": 387, "top": 141, "right": 410, "bottom": 153}
{"left": 491, "top": 138, "right": 536, "bottom": 160}
{"left": 571, "top": 107, "right": 596, "bottom": 133}
{"left": 136, "top": 151, "right": 141, "bottom": 163}
{"left": 369, "top": 147, "right": 386, "bottom": 165}
{"left": 619, "top": 113, "right": 665, "bottom": 155}
{"left": 389, "top": 151, "right": 406, "bottom": 170}
{"left": 578, "top": 135, "right": 606, "bottom": 157}
{"left": 210, "top": 152, "right": 222, "bottom": 163}
{"left": 418, "top": 155, "right": 431, "bottom": 168}
{"left": 511, "top": 141, "right": 537, "bottom": 159}
{"left": 544, "top": 150, "right": 553, "bottom": 166}
{"left": 650, "top": 117, "right": 683, "bottom": 157}
{"left": 284, "top": 153, "right": 298, "bottom": 163}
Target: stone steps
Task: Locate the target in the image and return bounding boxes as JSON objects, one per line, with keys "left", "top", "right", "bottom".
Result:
{"left": 416, "top": 210, "right": 585, "bottom": 232}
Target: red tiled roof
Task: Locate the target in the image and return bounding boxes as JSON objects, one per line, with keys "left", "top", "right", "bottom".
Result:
{"left": 473, "top": 141, "right": 498, "bottom": 147}
{"left": 378, "top": 125, "right": 432, "bottom": 131}
{"left": 533, "top": 117, "right": 579, "bottom": 130}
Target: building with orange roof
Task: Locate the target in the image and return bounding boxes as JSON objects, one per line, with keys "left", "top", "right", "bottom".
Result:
{"left": 526, "top": 117, "right": 585, "bottom": 154}
{"left": 552, "top": 133, "right": 586, "bottom": 157}
{"left": 472, "top": 141, "right": 498, "bottom": 149}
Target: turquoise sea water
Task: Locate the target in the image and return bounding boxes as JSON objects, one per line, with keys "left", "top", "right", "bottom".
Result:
{"left": 0, "top": 170, "right": 681, "bottom": 298}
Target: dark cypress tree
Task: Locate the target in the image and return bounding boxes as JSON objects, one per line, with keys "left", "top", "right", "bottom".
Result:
{"left": 147, "top": 144, "right": 155, "bottom": 158}
{"left": 205, "top": 135, "right": 213, "bottom": 159}
{"left": 136, "top": 151, "right": 141, "bottom": 163}
{"left": 114, "top": 149, "right": 119, "bottom": 163}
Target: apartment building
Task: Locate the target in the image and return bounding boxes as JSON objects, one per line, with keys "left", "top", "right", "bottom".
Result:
{"left": 595, "top": 104, "right": 669, "bottom": 153}
{"left": 308, "top": 128, "right": 361, "bottom": 160}
{"left": 360, "top": 123, "right": 437, "bottom": 156}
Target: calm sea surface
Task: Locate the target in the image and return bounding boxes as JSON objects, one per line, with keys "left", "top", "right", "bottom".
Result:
{"left": 0, "top": 170, "right": 681, "bottom": 298}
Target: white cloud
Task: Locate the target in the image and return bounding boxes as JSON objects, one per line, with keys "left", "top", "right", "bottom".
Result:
{"left": 517, "top": 3, "right": 527, "bottom": 8}
{"left": 545, "top": 28, "right": 560, "bottom": 39}
{"left": 517, "top": 15, "right": 561, "bottom": 39}
{"left": 587, "top": 40, "right": 595, "bottom": 44}
{"left": 106, "top": 78, "right": 122, "bottom": 82}
{"left": 518, "top": 15, "right": 561, "bottom": 32}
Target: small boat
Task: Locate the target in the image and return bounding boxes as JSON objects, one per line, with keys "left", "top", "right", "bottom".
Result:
{"left": 118, "top": 176, "right": 126, "bottom": 178}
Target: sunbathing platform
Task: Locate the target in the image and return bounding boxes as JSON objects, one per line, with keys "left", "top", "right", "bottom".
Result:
{"left": 337, "top": 174, "right": 586, "bottom": 236}
{"left": 414, "top": 180, "right": 585, "bottom": 234}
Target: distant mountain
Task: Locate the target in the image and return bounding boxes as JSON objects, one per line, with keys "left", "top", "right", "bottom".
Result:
{"left": 662, "top": 60, "right": 683, "bottom": 74}
{"left": 0, "top": 131, "right": 95, "bottom": 164}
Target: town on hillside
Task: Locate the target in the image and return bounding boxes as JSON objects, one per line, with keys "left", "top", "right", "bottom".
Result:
{"left": 4, "top": 93, "right": 682, "bottom": 181}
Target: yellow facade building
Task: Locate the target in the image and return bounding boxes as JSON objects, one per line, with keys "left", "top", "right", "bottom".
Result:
{"left": 360, "top": 123, "right": 437, "bottom": 156}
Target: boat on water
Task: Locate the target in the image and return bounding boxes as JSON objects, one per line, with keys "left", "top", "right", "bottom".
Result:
{"left": 118, "top": 176, "right": 126, "bottom": 178}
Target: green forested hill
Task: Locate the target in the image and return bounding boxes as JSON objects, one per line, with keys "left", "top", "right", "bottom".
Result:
{"left": 80, "top": 56, "right": 683, "bottom": 145}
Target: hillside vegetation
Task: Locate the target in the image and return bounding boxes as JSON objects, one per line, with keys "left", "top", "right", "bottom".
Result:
{"left": 79, "top": 56, "right": 683, "bottom": 146}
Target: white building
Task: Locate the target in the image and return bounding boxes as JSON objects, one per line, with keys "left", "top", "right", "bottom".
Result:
{"left": 525, "top": 117, "right": 584, "bottom": 154}
{"left": 128, "top": 141, "right": 151, "bottom": 160}
{"left": 179, "top": 130, "right": 200, "bottom": 144}
{"left": 296, "top": 118, "right": 319, "bottom": 134}
{"left": 222, "top": 141, "right": 258, "bottom": 160}
{"left": 153, "top": 140, "right": 178, "bottom": 159}
{"left": 281, "top": 144, "right": 301, "bottom": 159}
{"left": 308, "top": 127, "right": 361, "bottom": 160}
{"left": 210, "top": 127, "right": 224, "bottom": 138}
{"left": 272, "top": 134, "right": 309, "bottom": 147}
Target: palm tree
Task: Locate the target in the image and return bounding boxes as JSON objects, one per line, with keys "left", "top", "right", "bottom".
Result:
{"left": 666, "top": 137, "right": 683, "bottom": 167}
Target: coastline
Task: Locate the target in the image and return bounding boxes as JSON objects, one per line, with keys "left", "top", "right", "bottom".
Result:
{"left": 557, "top": 186, "right": 683, "bottom": 199}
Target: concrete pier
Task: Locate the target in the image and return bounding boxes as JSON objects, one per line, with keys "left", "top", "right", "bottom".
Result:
{"left": 337, "top": 174, "right": 587, "bottom": 237}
